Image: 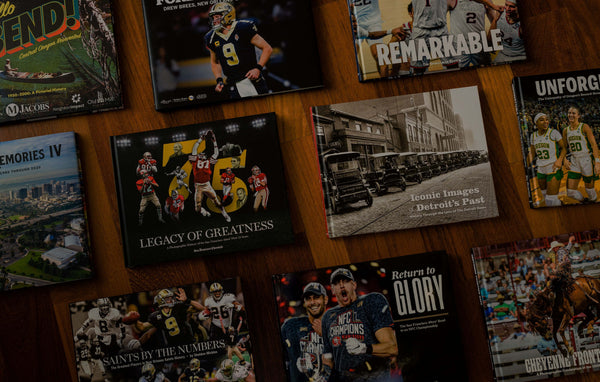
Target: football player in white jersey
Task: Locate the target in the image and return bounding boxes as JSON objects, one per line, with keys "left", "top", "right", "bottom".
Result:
{"left": 449, "top": 0, "right": 497, "bottom": 67}
{"left": 140, "top": 363, "right": 171, "bottom": 382}
{"left": 489, "top": 0, "right": 525, "bottom": 63}
{"left": 563, "top": 106, "right": 600, "bottom": 202}
{"left": 76, "top": 298, "right": 141, "bottom": 355}
{"left": 528, "top": 113, "right": 567, "bottom": 207}
{"left": 210, "top": 359, "right": 255, "bottom": 382}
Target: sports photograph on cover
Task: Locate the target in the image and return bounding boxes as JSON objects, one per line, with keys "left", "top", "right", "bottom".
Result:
{"left": 141, "top": 0, "right": 323, "bottom": 110}
{"left": 69, "top": 278, "right": 256, "bottom": 382}
{"left": 348, "top": 0, "right": 526, "bottom": 81}
{"left": 513, "top": 68, "right": 600, "bottom": 208}
{"left": 0, "top": 0, "right": 122, "bottom": 123}
{"left": 472, "top": 229, "right": 600, "bottom": 381}
{"left": 110, "top": 113, "right": 294, "bottom": 267}
{"left": 0, "top": 132, "right": 92, "bottom": 291}
{"left": 272, "top": 252, "right": 467, "bottom": 382}
{"left": 311, "top": 86, "right": 498, "bottom": 238}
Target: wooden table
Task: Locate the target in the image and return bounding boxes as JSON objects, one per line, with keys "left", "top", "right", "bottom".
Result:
{"left": 1, "top": 0, "right": 599, "bottom": 381}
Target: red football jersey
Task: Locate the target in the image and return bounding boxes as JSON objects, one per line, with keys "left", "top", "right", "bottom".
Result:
{"left": 251, "top": 173, "right": 267, "bottom": 191}
{"left": 166, "top": 195, "right": 185, "bottom": 214}
{"left": 137, "top": 158, "right": 157, "bottom": 174}
{"left": 221, "top": 172, "right": 236, "bottom": 185}
{"left": 136, "top": 177, "right": 158, "bottom": 195}
{"left": 190, "top": 157, "right": 216, "bottom": 183}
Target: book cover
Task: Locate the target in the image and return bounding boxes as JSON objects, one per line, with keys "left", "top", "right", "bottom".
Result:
{"left": 141, "top": 0, "right": 323, "bottom": 110}
{"left": 472, "top": 229, "right": 600, "bottom": 381}
{"left": 0, "top": 132, "right": 92, "bottom": 291}
{"left": 69, "top": 278, "right": 256, "bottom": 381}
{"left": 273, "top": 251, "right": 467, "bottom": 382}
{"left": 0, "top": 0, "right": 123, "bottom": 124}
{"left": 311, "top": 85, "right": 498, "bottom": 238}
{"left": 111, "top": 113, "right": 294, "bottom": 267}
{"left": 513, "top": 68, "right": 600, "bottom": 208}
{"left": 349, "top": 0, "right": 526, "bottom": 82}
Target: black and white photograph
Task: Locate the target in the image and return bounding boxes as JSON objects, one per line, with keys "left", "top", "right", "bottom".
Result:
{"left": 311, "top": 86, "right": 498, "bottom": 238}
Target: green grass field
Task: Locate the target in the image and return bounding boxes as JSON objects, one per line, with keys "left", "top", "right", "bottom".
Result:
{"left": 6, "top": 250, "right": 90, "bottom": 282}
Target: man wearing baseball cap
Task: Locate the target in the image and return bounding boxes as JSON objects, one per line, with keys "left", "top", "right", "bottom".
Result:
{"left": 320, "top": 268, "right": 398, "bottom": 381}
{"left": 281, "top": 282, "right": 328, "bottom": 382}
{"left": 548, "top": 236, "right": 576, "bottom": 312}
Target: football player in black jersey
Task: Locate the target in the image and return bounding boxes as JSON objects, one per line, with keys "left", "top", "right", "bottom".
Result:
{"left": 205, "top": 2, "right": 272, "bottom": 99}
{"left": 139, "top": 288, "right": 206, "bottom": 347}
{"left": 178, "top": 358, "right": 207, "bottom": 382}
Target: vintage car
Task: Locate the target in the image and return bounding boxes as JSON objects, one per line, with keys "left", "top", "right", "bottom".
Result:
{"left": 397, "top": 152, "right": 423, "bottom": 184}
{"left": 365, "top": 152, "right": 407, "bottom": 195}
{"left": 321, "top": 151, "right": 373, "bottom": 214}
{"left": 416, "top": 152, "right": 434, "bottom": 179}
{"left": 418, "top": 152, "right": 441, "bottom": 177}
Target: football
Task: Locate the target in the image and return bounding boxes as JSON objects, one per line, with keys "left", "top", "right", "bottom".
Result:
{"left": 122, "top": 310, "right": 140, "bottom": 324}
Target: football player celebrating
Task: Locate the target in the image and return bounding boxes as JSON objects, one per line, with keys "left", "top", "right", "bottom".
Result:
{"left": 527, "top": 113, "right": 567, "bottom": 207}
{"left": 281, "top": 282, "right": 328, "bottom": 382}
{"left": 205, "top": 2, "right": 273, "bottom": 98}
{"left": 166, "top": 165, "right": 191, "bottom": 192}
{"left": 190, "top": 131, "right": 231, "bottom": 222}
{"left": 221, "top": 167, "right": 236, "bottom": 203}
{"left": 140, "top": 363, "right": 171, "bottom": 382}
{"left": 178, "top": 358, "right": 207, "bottom": 382}
{"left": 76, "top": 298, "right": 141, "bottom": 356}
{"left": 137, "top": 152, "right": 159, "bottom": 176}
{"left": 139, "top": 288, "right": 205, "bottom": 347}
{"left": 320, "top": 269, "right": 398, "bottom": 382}
{"left": 137, "top": 170, "right": 166, "bottom": 225}
{"left": 247, "top": 165, "right": 268, "bottom": 212}
{"left": 209, "top": 359, "right": 255, "bottom": 382}
{"left": 165, "top": 189, "right": 185, "bottom": 221}
{"left": 563, "top": 106, "right": 600, "bottom": 202}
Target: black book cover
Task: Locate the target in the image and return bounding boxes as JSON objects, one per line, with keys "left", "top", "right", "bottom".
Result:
{"left": 0, "top": 0, "right": 123, "bottom": 124}
{"left": 69, "top": 278, "right": 257, "bottom": 381}
{"left": 141, "top": 0, "right": 323, "bottom": 110}
{"left": 111, "top": 113, "right": 294, "bottom": 267}
{"left": 273, "top": 252, "right": 467, "bottom": 382}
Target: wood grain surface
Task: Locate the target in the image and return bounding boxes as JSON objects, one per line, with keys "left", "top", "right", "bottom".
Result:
{"left": 1, "top": 0, "right": 600, "bottom": 381}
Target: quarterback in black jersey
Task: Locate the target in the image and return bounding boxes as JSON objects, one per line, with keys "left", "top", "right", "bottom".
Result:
{"left": 139, "top": 288, "right": 205, "bottom": 347}
{"left": 205, "top": 2, "right": 272, "bottom": 99}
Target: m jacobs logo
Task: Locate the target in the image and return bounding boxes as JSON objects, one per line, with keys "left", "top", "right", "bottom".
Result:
{"left": 5, "top": 102, "right": 50, "bottom": 117}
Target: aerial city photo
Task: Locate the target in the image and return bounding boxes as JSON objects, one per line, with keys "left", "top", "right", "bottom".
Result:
{"left": 0, "top": 132, "right": 91, "bottom": 291}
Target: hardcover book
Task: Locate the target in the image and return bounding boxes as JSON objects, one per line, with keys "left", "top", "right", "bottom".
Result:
{"left": 141, "top": 0, "right": 323, "bottom": 110}
{"left": 273, "top": 251, "right": 467, "bottom": 382}
{"left": 513, "top": 68, "right": 600, "bottom": 208}
{"left": 69, "top": 278, "right": 256, "bottom": 381}
{"left": 0, "top": 0, "right": 123, "bottom": 124}
{"left": 111, "top": 113, "right": 294, "bottom": 267}
{"left": 0, "top": 132, "right": 92, "bottom": 291}
{"left": 472, "top": 229, "right": 600, "bottom": 381}
{"left": 349, "top": 0, "right": 526, "bottom": 82}
{"left": 311, "top": 85, "right": 498, "bottom": 238}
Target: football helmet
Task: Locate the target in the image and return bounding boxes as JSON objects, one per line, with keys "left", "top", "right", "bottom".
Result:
{"left": 209, "top": 282, "right": 224, "bottom": 301}
{"left": 140, "top": 169, "right": 149, "bottom": 177}
{"left": 154, "top": 289, "right": 175, "bottom": 308}
{"left": 142, "top": 363, "right": 156, "bottom": 379}
{"left": 143, "top": 152, "right": 152, "bottom": 160}
{"left": 190, "top": 358, "right": 201, "bottom": 371}
{"left": 171, "top": 189, "right": 179, "bottom": 199}
{"left": 198, "top": 152, "right": 207, "bottom": 160}
{"left": 209, "top": 2, "right": 236, "bottom": 31}
{"left": 221, "top": 359, "right": 234, "bottom": 376}
{"left": 226, "top": 167, "right": 232, "bottom": 174}
{"left": 97, "top": 298, "right": 111, "bottom": 317}
{"left": 252, "top": 165, "right": 260, "bottom": 175}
